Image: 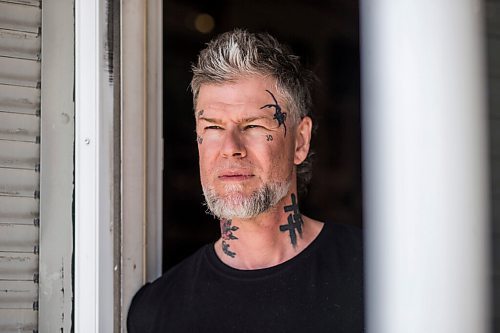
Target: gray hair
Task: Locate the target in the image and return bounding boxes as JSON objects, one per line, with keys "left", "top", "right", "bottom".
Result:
{"left": 202, "top": 180, "right": 291, "bottom": 220}
{"left": 191, "top": 29, "right": 315, "bottom": 193}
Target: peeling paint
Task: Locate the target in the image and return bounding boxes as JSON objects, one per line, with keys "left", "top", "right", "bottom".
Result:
{"left": 105, "top": 0, "right": 114, "bottom": 83}
{"left": 60, "top": 112, "right": 70, "bottom": 124}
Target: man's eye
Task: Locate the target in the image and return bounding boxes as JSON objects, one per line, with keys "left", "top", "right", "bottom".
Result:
{"left": 243, "top": 124, "right": 263, "bottom": 130}
{"left": 205, "top": 125, "right": 223, "bottom": 130}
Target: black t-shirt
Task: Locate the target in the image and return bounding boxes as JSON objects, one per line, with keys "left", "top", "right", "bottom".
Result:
{"left": 127, "top": 222, "right": 364, "bottom": 332}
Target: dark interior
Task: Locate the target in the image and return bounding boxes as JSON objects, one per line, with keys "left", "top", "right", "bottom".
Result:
{"left": 163, "top": 0, "right": 361, "bottom": 272}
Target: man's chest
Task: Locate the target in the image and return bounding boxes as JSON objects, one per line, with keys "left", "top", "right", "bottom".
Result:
{"left": 152, "top": 275, "right": 362, "bottom": 333}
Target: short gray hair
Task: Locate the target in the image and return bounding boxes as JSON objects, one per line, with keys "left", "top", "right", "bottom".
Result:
{"left": 191, "top": 29, "right": 315, "bottom": 193}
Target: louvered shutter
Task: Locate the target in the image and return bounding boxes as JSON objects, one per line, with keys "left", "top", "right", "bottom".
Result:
{"left": 0, "top": 0, "right": 41, "bottom": 331}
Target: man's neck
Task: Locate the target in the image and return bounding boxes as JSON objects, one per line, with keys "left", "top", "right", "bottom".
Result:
{"left": 214, "top": 192, "right": 324, "bottom": 270}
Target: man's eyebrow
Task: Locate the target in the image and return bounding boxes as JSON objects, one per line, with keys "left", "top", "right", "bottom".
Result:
{"left": 198, "top": 116, "right": 273, "bottom": 124}
{"left": 198, "top": 117, "right": 222, "bottom": 124}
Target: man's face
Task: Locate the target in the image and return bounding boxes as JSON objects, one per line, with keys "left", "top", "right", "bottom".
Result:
{"left": 195, "top": 76, "right": 311, "bottom": 219}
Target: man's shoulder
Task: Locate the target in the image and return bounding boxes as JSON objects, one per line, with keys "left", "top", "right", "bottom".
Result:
{"left": 317, "top": 221, "right": 363, "bottom": 273}
{"left": 164, "top": 244, "right": 211, "bottom": 279}
{"left": 328, "top": 221, "right": 363, "bottom": 245}
{"left": 320, "top": 221, "right": 363, "bottom": 249}
{"left": 127, "top": 244, "right": 211, "bottom": 332}
{"left": 136, "top": 243, "right": 210, "bottom": 295}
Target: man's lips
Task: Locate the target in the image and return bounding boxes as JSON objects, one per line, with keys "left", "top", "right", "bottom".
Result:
{"left": 217, "top": 170, "right": 254, "bottom": 181}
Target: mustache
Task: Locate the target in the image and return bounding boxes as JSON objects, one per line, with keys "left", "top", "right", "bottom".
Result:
{"left": 212, "top": 161, "right": 256, "bottom": 172}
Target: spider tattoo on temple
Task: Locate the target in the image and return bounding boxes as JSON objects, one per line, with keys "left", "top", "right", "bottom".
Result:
{"left": 260, "top": 90, "right": 287, "bottom": 137}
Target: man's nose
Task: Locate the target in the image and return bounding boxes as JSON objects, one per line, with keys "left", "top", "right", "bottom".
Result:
{"left": 221, "top": 129, "right": 247, "bottom": 158}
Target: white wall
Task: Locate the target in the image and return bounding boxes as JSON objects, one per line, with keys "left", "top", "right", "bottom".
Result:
{"left": 361, "top": 1, "right": 490, "bottom": 332}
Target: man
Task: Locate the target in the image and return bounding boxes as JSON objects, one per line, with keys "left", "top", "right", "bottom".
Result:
{"left": 128, "top": 29, "right": 363, "bottom": 332}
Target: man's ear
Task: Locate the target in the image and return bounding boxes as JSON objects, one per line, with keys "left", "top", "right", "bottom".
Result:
{"left": 294, "top": 116, "right": 313, "bottom": 165}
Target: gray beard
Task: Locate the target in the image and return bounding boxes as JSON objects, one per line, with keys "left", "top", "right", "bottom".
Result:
{"left": 202, "top": 181, "right": 291, "bottom": 220}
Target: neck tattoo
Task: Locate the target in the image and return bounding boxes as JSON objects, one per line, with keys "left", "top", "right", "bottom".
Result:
{"left": 279, "top": 193, "right": 304, "bottom": 248}
{"left": 221, "top": 219, "right": 238, "bottom": 258}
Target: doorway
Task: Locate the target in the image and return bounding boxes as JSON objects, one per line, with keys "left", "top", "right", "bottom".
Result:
{"left": 163, "top": 0, "right": 362, "bottom": 271}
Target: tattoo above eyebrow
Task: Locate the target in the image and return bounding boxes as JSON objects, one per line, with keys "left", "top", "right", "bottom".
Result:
{"left": 260, "top": 90, "right": 287, "bottom": 137}
{"left": 197, "top": 110, "right": 204, "bottom": 118}
{"left": 221, "top": 219, "right": 239, "bottom": 258}
{"left": 279, "top": 193, "right": 304, "bottom": 248}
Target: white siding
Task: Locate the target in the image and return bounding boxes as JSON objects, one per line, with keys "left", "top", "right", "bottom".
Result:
{"left": 0, "top": 0, "right": 41, "bottom": 331}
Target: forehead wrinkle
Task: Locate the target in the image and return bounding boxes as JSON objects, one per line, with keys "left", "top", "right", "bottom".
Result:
{"left": 197, "top": 102, "right": 275, "bottom": 121}
{"left": 241, "top": 116, "right": 273, "bottom": 123}
{"left": 198, "top": 115, "right": 274, "bottom": 126}
{"left": 195, "top": 103, "right": 243, "bottom": 118}
{"left": 199, "top": 101, "right": 245, "bottom": 111}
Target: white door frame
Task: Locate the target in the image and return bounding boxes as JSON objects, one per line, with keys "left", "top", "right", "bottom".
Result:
{"left": 74, "top": 0, "right": 163, "bottom": 331}
{"left": 74, "top": 0, "right": 115, "bottom": 331}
